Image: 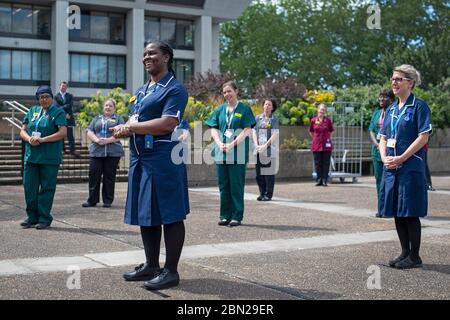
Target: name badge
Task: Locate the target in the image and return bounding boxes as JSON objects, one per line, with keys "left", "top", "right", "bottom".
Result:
{"left": 224, "top": 129, "right": 233, "bottom": 139}
{"left": 387, "top": 138, "right": 396, "bottom": 148}
{"left": 325, "top": 143, "right": 332, "bottom": 148}
{"left": 31, "top": 131, "right": 41, "bottom": 138}
{"left": 130, "top": 114, "right": 138, "bottom": 124}
{"left": 144, "top": 134, "right": 153, "bottom": 149}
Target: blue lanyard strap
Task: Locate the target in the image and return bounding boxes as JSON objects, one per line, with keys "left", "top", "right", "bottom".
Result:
{"left": 390, "top": 105, "right": 408, "bottom": 138}
{"left": 225, "top": 102, "right": 239, "bottom": 128}
{"left": 34, "top": 108, "right": 46, "bottom": 132}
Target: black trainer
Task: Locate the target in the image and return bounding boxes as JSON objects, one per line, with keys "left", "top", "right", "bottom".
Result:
{"left": 82, "top": 202, "right": 96, "bottom": 208}
{"left": 218, "top": 219, "right": 230, "bottom": 226}
{"left": 143, "top": 268, "right": 179, "bottom": 291}
{"left": 35, "top": 223, "right": 50, "bottom": 230}
{"left": 257, "top": 195, "right": 263, "bottom": 201}
{"left": 261, "top": 195, "right": 271, "bottom": 201}
{"left": 315, "top": 180, "right": 323, "bottom": 186}
{"left": 229, "top": 220, "right": 241, "bottom": 227}
{"left": 395, "top": 256, "right": 423, "bottom": 269}
{"left": 123, "top": 263, "right": 161, "bottom": 281}
{"left": 20, "top": 220, "right": 37, "bottom": 229}
{"left": 388, "top": 255, "right": 408, "bottom": 268}
{"left": 103, "top": 203, "right": 111, "bottom": 208}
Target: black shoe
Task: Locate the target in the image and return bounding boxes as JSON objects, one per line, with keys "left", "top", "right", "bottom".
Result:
{"left": 20, "top": 220, "right": 37, "bottom": 229}
{"left": 82, "top": 202, "right": 96, "bottom": 208}
{"left": 123, "top": 263, "right": 162, "bottom": 282}
{"left": 257, "top": 195, "right": 263, "bottom": 201}
{"left": 103, "top": 203, "right": 111, "bottom": 208}
{"left": 315, "top": 180, "right": 323, "bottom": 186}
{"left": 388, "top": 255, "right": 408, "bottom": 268}
{"left": 70, "top": 152, "right": 80, "bottom": 158}
{"left": 395, "top": 256, "right": 423, "bottom": 269}
{"left": 428, "top": 185, "right": 436, "bottom": 191}
{"left": 261, "top": 195, "right": 271, "bottom": 201}
{"left": 229, "top": 220, "right": 241, "bottom": 227}
{"left": 35, "top": 223, "right": 50, "bottom": 230}
{"left": 322, "top": 181, "right": 328, "bottom": 187}
{"left": 218, "top": 219, "right": 231, "bottom": 226}
{"left": 144, "top": 268, "right": 179, "bottom": 291}
{"left": 375, "top": 213, "right": 382, "bottom": 218}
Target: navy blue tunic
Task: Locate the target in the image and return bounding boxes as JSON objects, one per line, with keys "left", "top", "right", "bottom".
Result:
{"left": 378, "top": 94, "right": 432, "bottom": 218}
{"left": 124, "top": 73, "right": 189, "bottom": 226}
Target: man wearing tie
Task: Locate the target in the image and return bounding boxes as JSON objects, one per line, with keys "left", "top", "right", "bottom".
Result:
{"left": 54, "top": 81, "right": 78, "bottom": 157}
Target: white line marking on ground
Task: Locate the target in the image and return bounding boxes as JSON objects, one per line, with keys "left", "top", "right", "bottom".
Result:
{"left": 1, "top": 227, "right": 450, "bottom": 277}
{"left": 189, "top": 187, "right": 450, "bottom": 228}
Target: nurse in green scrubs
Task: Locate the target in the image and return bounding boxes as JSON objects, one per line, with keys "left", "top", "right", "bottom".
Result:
{"left": 19, "top": 85, "right": 67, "bottom": 230}
{"left": 206, "top": 81, "right": 256, "bottom": 227}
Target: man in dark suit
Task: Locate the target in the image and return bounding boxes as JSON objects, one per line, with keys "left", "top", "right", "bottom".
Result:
{"left": 54, "top": 81, "right": 79, "bottom": 157}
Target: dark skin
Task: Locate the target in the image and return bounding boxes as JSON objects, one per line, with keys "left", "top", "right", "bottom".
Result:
{"left": 369, "top": 94, "right": 393, "bottom": 147}
{"left": 110, "top": 43, "right": 178, "bottom": 138}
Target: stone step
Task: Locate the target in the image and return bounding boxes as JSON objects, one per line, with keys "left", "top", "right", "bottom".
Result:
{"left": 0, "top": 174, "right": 129, "bottom": 185}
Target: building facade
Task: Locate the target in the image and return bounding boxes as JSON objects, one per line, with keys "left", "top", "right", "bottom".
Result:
{"left": 0, "top": 0, "right": 251, "bottom": 101}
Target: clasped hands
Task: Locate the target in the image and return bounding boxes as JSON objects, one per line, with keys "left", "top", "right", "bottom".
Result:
{"left": 383, "top": 155, "right": 404, "bottom": 169}
{"left": 28, "top": 136, "right": 44, "bottom": 146}
{"left": 218, "top": 142, "right": 236, "bottom": 153}
{"left": 109, "top": 124, "right": 132, "bottom": 139}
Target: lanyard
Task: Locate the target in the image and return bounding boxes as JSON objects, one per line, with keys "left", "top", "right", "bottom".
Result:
{"left": 378, "top": 110, "right": 385, "bottom": 129}
{"left": 390, "top": 105, "right": 408, "bottom": 138}
{"left": 34, "top": 108, "right": 47, "bottom": 132}
{"left": 225, "top": 101, "right": 239, "bottom": 129}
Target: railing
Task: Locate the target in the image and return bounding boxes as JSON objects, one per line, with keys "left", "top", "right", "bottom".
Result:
{"left": 2, "top": 101, "right": 29, "bottom": 147}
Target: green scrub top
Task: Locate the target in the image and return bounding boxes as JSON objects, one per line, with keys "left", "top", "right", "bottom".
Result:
{"left": 368, "top": 108, "right": 385, "bottom": 161}
{"left": 23, "top": 104, "right": 67, "bottom": 165}
{"left": 206, "top": 102, "right": 256, "bottom": 164}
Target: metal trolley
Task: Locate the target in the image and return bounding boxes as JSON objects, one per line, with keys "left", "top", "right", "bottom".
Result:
{"left": 312, "top": 101, "right": 363, "bottom": 183}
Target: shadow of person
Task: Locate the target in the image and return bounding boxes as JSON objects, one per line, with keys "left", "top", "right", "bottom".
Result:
{"left": 422, "top": 264, "right": 450, "bottom": 275}
{"left": 176, "top": 278, "right": 342, "bottom": 300}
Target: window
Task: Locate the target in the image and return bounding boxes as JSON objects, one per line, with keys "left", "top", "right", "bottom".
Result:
{"left": 144, "top": 59, "right": 193, "bottom": 84}
{"left": 70, "top": 53, "right": 126, "bottom": 88}
{"left": 0, "top": 49, "right": 50, "bottom": 84}
{"left": 174, "top": 59, "right": 193, "bottom": 83}
{"left": 69, "top": 10, "right": 125, "bottom": 44}
{"left": 0, "top": 2, "right": 50, "bottom": 38}
{"left": 145, "top": 17, "right": 194, "bottom": 50}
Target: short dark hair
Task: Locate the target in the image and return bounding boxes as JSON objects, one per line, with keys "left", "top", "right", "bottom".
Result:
{"left": 264, "top": 98, "right": 278, "bottom": 113}
{"left": 379, "top": 89, "right": 395, "bottom": 101}
{"left": 222, "top": 80, "right": 238, "bottom": 91}
{"left": 60, "top": 81, "right": 68, "bottom": 86}
{"left": 145, "top": 40, "right": 176, "bottom": 78}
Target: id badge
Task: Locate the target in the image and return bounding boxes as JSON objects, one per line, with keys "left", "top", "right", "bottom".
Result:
{"left": 387, "top": 138, "right": 396, "bottom": 148}
{"left": 325, "top": 143, "right": 332, "bottom": 148}
{"left": 144, "top": 134, "right": 153, "bottom": 149}
{"left": 130, "top": 114, "right": 139, "bottom": 124}
{"left": 376, "top": 133, "right": 381, "bottom": 141}
{"left": 31, "top": 131, "right": 41, "bottom": 138}
{"left": 224, "top": 129, "right": 233, "bottom": 139}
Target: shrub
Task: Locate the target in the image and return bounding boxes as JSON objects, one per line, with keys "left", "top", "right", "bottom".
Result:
{"left": 77, "top": 88, "right": 131, "bottom": 127}
{"left": 280, "top": 134, "right": 310, "bottom": 150}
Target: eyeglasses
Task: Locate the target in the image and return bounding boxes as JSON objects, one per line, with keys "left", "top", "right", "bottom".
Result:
{"left": 390, "top": 77, "right": 412, "bottom": 83}
{"left": 39, "top": 95, "right": 51, "bottom": 99}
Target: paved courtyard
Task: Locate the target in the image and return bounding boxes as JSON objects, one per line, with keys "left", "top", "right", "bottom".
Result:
{"left": 0, "top": 176, "right": 449, "bottom": 300}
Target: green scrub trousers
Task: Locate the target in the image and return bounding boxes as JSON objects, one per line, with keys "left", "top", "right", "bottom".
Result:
{"left": 217, "top": 163, "right": 247, "bottom": 221}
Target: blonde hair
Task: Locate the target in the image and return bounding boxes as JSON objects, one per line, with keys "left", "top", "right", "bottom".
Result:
{"left": 104, "top": 98, "right": 116, "bottom": 108}
{"left": 394, "top": 64, "right": 422, "bottom": 88}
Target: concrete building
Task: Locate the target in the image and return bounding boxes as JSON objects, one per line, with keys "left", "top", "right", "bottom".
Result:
{"left": 0, "top": 0, "right": 251, "bottom": 101}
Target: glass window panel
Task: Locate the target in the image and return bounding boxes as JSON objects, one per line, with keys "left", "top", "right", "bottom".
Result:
{"left": 41, "top": 51, "right": 50, "bottom": 80}
{"left": 32, "top": 51, "right": 41, "bottom": 80}
{"left": 0, "top": 3, "right": 11, "bottom": 32}
{"left": 108, "top": 56, "right": 117, "bottom": 84}
{"left": 116, "top": 56, "right": 125, "bottom": 84}
{"left": 110, "top": 13, "right": 124, "bottom": 42}
{"left": 12, "top": 4, "right": 32, "bottom": 34}
{"left": 71, "top": 54, "right": 89, "bottom": 82}
{"left": 90, "top": 55, "right": 107, "bottom": 83}
{"left": 90, "top": 12, "right": 109, "bottom": 41}
{"left": 144, "top": 17, "right": 160, "bottom": 43}
{"left": 0, "top": 49, "right": 11, "bottom": 79}
{"left": 34, "top": 6, "right": 50, "bottom": 37}
{"left": 174, "top": 59, "right": 193, "bottom": 83}
{"left": 12, "top": 50, "right": 31, "bottom": 80}
{"left": 176, "top": 20, "right": 193, "bottom": 49}
{"left": 161, "top": 18, "right": 176, "bottom": 47}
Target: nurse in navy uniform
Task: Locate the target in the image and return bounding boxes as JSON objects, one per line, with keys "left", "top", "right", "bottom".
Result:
{"left": 111, "top": 41, "right": 189, "bottom": 290}
{"left": 378, "top": 65, "right": 432, "bottom": 269}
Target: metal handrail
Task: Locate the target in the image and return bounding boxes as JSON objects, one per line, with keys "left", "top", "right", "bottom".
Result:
{"left": 2, "top": 101, "right": 30, "bottom": 147}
